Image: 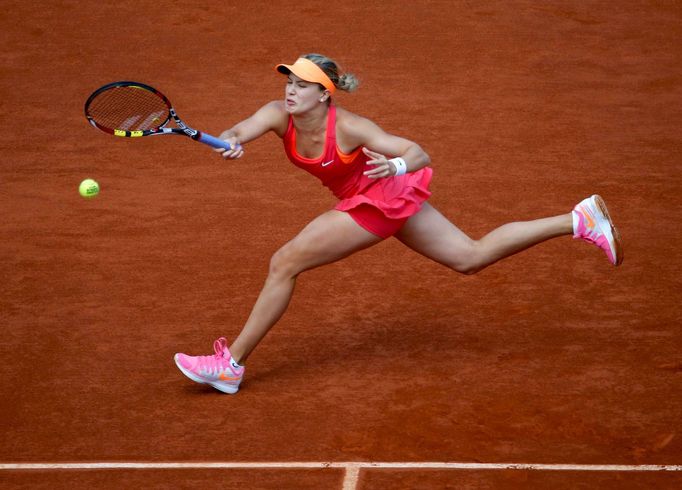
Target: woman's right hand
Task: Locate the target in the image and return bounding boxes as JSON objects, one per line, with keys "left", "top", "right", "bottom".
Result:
{"left": 214, "top": 132, "right": 244, "bottom": 159}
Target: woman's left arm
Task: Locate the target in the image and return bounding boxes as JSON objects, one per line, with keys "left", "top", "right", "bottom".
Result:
{"left": 340, "top": 114, "right": 431, "bottom": 179}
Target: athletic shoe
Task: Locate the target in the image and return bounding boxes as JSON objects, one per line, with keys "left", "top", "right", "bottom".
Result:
{"left": 572, "top": 194, "right": 623, "bottom": 266}
{"left": 174, "top": 337, "right": 244, "bottom": 394}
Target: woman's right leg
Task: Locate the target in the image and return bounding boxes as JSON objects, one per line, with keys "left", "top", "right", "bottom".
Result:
{"left": 395, "top": 196, "right": 622, "bottom": 273}
{"left": 395, "top": 202, "right": 574, "bottom": 274}
{"left": 229, "top": 210, "right": 383, "bottom": 364}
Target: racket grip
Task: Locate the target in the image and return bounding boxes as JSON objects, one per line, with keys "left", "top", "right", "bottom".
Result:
{"left": 197, "top": 132, "right": 233, "bottom": 151}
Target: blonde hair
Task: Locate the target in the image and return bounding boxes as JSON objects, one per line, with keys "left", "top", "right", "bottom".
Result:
{"left": 302, "top": 53, "right": 359, "bottom": 93}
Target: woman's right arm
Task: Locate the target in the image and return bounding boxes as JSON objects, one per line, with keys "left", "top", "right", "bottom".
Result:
{"left": 217, "top": 101, "right": 287, "bottom": 159}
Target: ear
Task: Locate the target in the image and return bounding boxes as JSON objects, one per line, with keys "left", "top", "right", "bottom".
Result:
{"left": 319, "top": 90, "right": 331, "bottom": 102}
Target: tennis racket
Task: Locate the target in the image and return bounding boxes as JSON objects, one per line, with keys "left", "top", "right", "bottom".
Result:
{"left": 84, "top": 81, "right": 233, "bottom": 150}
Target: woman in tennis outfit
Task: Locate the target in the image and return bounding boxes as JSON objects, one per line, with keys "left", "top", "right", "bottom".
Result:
{"left": 174, "top": 53, "right": 623, "bottom": 394}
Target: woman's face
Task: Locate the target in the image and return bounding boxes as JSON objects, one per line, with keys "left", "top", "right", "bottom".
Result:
{"left": 285, "top": 73, "right": 325, "bottom": 114}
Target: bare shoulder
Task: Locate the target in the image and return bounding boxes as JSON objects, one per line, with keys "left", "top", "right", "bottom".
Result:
{"left": 336, "top": 107, "right": 384, "bottom": 149}
{"left": 262, "top": 100, "right": 287, "bottom": 114}
{"left": 259, "top": 100, "right": 288, "bottom": 120}
{"left": 336, "top": 107, "right": 372, "bottom": 128}
{"left": 258, "top": 100, "right": 289, "bottom": 137}
{"left": 336, "top": 106, "right": 418, "bottom": 157}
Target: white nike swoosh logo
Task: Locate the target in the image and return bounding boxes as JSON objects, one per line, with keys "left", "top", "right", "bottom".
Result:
{"left": 321, "top": 160, "right": 333, "bottom": 167}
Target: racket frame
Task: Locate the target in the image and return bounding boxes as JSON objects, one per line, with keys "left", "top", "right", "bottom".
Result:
{"left": 84, "top": 81, "right": 231, "bottom": 150}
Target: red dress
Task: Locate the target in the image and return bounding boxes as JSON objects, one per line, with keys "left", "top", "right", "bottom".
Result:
{"left": 283, "top": 105, "right": 432, "bottom": 238}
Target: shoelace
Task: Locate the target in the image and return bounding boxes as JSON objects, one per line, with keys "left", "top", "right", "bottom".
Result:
{"left": 196, "top": 337, "right": 231, "bottom": 375}
{"left": 581, "top": 230, "right": 600, "bottom": 245}
{"left": 213, "top": 337, "right": 230, "bottom": 358}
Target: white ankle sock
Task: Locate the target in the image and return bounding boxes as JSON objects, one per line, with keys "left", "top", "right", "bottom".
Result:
{"left": 230, "top": 358, "right": 243, "bottom": 370}
{"left": 571, "top": 210, "right": 580, "bottom": 236}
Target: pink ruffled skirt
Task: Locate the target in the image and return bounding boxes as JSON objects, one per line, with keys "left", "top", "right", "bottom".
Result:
{"left": 335, "top": 167, "right": 433, "bottom": 238}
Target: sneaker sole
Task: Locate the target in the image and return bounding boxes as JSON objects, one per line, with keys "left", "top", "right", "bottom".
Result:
{"left": 593, "top": 194, "right": 624, "bottom": 266}
{"left": 174, "top": 354, "right": 240, "bottom": 394}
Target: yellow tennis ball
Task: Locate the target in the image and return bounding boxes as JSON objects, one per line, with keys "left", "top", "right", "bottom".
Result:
{"left": 79, "top": 178, "right": 100, "bottom": 198}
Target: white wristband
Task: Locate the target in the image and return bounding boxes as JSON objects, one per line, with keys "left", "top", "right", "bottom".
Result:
{"left": 390, "top": 157, "right": 407, "bottom": 176}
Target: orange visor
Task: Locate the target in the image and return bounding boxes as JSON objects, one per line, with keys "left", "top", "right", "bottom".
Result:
{"left": 276, "top": 58, "right": 336, "bottom": 95}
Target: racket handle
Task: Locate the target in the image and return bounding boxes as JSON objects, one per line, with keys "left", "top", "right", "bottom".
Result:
{"left": 197, "top": 132, "right": 234, "bottom": 151}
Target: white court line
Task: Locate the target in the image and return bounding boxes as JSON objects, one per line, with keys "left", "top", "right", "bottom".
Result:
{"left": 1, "top": 461, "right": 680, "bottom": 471}
{"left": 342, "top": 464, "right": 361, "bottom": 490}
{"left": 3, "top": 462, "right": 681, "bottom": 490}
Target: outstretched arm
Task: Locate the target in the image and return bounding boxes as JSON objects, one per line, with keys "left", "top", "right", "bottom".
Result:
{"left": 217, "top": 101, "right": 288, "bottom": 159}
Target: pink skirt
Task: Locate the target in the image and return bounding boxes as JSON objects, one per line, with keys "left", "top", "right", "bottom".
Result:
{"left": 335, "top": 167, "right": 433, "bottom": 238}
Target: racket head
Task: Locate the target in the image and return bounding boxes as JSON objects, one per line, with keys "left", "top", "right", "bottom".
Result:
{"left": 84, "top": 81, "right": 173, "bottom": 137}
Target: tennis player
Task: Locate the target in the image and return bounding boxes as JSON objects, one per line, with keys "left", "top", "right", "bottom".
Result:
{"left": 174, "top": 53, "right": 623, "bottom": 394}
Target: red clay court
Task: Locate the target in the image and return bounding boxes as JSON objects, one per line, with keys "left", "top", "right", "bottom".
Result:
{"left": 1, "top": 1, "right": 680, "bottom": 488}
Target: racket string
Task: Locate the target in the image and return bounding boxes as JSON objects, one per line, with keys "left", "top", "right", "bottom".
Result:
{"left": 87, "top": 86, "right": 170, "bottom": 132}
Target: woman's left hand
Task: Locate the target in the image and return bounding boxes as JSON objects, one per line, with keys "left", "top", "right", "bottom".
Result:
{"left": 362, "top": 147, "right": 395, "bottom": 179}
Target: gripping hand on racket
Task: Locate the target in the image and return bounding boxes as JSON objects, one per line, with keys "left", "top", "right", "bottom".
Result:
{"left": 214, "top": 131, "right": 244, "bottom": 159}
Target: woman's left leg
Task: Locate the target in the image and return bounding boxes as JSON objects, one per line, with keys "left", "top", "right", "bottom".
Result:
{"left": 228, "top": 210, "right": 383, "bottom": 363}
{"left": 175, "top": 210, "right": 382, "bottom": 394}
{"left": 394, "top": 202, "right": 573, "bottom": 274}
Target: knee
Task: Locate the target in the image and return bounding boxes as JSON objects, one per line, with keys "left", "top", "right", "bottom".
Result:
{"left": 453, "top": 260, "right": 482, "bottom": 275}
{"left": 268, "top": 244, "right": 303, "bottom": 280}
{"left": 457, "top": 263, "right": 483, "bottom": 275}
{"left": 450, "top": 242, "right": 484, "bottom": 275}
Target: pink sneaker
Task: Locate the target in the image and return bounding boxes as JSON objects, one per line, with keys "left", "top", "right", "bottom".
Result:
{"left": 573, "top": 195, "right": 623, "bottom": 266}
{"left": 174, "top": 338, "right": 244, "bottom": 394}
